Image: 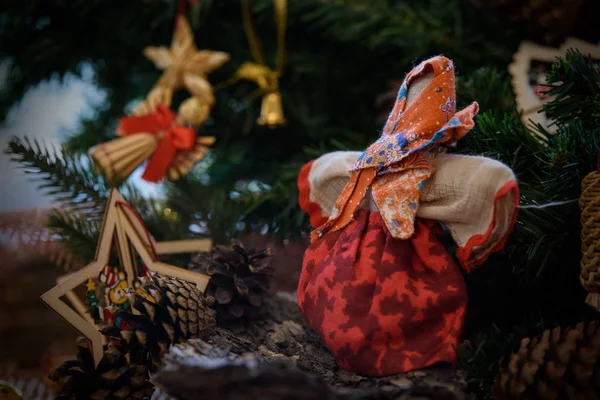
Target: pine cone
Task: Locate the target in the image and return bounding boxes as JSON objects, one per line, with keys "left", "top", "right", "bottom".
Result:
{"left": 102, "top": 271, "right": 216, "bottom": 372}
{"left": 190, "top": 240, "right": 273, "bottom": 325}
{"left": 493, "top": 321, "right": 600, "bottom": 400}
{"left": 49, "top": 337, "right": 154, "bottom": 400}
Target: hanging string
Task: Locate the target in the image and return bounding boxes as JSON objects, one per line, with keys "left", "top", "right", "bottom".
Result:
{"left": 518, "top": 199, "right": 579, "bottom": 209}
{"left": 213, "top": 1, "right": 287, "bottom": 93}
{"left": 175, "top": 0, "right": 198, "bottom": 30}
{"left": 242, "top": 0, "right": 267, "bottom": 67}
{"left": 116, "top": 201, "right": 159, "bottom": 260}
{"left": 274, "top": 0, "right": 287, "bottom": 75}
{"left": 240, "top": 0, "right": 287, "bottom": 73}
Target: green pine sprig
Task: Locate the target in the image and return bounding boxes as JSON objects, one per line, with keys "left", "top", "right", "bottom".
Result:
{"left": 46, "top": 208, "right": 100, "bottom": 263}
{"left": 6, "top": 136, "right": 109, "bottom": 215}
{"left": 458, "top": 50, "right": 600, "bottom": 389}
{"left": 4, "top": 136, "right": 182, "bottom": 263}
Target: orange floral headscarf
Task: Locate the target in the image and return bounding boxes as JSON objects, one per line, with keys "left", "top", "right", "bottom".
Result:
{"left": 311, "top": 56, "right": 479, "bottom": 243}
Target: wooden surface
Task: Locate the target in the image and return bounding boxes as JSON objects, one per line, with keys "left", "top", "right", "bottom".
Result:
{"left": 0, "top": 257, "right": 78, "bottom": 370}
{"left": 154, "top": 292, "right": 471, "bottom": 400}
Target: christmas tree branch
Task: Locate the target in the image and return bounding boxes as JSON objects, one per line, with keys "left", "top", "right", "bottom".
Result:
{"left": 457, "top": 51, "right": 600, "bottom": 388}
{"left": 6, "top": 136, "right": 109, "bottom": 214}
{"left": 456, "top": 67, "right": 515, "bottom": 115}
{"left": 5, "top": 136, "right": 178, "bottom": 263}
{"left": 46, "top": 209, "right": 100, "bottom": 264}
{"left": 298, "top": 0, "right": 518, "bottom": 68}
{"left": 545, "top": 49, "right": 600, "bottom": 135}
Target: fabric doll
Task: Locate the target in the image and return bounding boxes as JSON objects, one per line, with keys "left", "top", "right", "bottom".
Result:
{"left": 296, "top": 56, "right": 519, "bottom": 377}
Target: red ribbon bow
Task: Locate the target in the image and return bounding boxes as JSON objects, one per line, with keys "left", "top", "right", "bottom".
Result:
{"left": 117, "top": 104, "right": 197, "bottom": 183}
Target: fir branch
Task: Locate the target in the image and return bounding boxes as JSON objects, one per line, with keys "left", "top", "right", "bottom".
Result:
{"left": 298, "top": 0, "right": 518, "bottom": 68}
{"left": 456, "top": 67, "right": 515, "bottom": 115}
{"left": 458, "top": 52, "right": 600, "bottom": 389}
{"left": 6, "top": 136, "right": 109, "bottom": 215}
{"left": 164, "top": 180, "right": 247, "bottom": 245}
{"left": 46, "top": 209, "right": 100, "bottom": 263}
{"left": 5, "top": 136, "right": 177, "bottom": 263}
{"left": 544, "top": 49, "right": 600, "bottom": 133}
{"left": 460, "top": 110, "right": 546, "bottom": 178}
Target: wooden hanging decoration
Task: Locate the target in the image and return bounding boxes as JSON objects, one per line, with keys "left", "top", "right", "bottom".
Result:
{"left": 508, "top": 38, "right": 600, "bottom": 139}
{"left": 41, "top": 189, "right": 211, "bottom": 366}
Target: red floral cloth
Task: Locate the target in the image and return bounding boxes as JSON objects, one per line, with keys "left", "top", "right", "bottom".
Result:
{"left": 298, "top": 209, "right": 466, "bottom": 376}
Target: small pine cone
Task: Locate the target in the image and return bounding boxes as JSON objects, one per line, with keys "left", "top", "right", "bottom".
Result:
{"left": 493, "top": 321, "right": 600, "bottom": 400}
{"left": 49, "top": 337, "right": 154, "bottom": 400}
{"left": 580, "top": 170, "right": 600, "bottom": 303}
{"left": 103, "top": 271, "right": 216, "bottom": 372}
{"left": 190, "top": 240, "right": 273, "bottom": 325}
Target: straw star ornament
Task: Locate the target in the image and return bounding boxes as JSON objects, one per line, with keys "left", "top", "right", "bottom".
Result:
{"left": 89, "top": 15, "right": 229, "bottom": 185}
{"left": 41, "top": 189, "right": 212, "bottom": 365}
{"left": 143, "top": 15, "right": 230, "bottom": 107}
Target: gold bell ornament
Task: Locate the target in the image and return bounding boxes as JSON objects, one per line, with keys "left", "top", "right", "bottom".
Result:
{"left": 89, "top": 95, "right": 215, "bottom": 185}
{"left": 258, "top": 91, "right": 286, "bottom": 127}
{"left": 233, "top": 0, "right": 288, "bottom": 128}
{"left": 580, "top": 156, "right": 600, "bottom": 310}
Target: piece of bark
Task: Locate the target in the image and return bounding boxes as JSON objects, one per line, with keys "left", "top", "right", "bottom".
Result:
{"left": 153, "top": 292, "right": 471, "bottom": 400}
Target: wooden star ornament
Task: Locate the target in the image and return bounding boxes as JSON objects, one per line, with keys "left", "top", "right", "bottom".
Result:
{"left": 41, "top": 189, "right": 212, "bottom": 366}
{"left": 143, "top": 15, "right": 230, "bottom": 107}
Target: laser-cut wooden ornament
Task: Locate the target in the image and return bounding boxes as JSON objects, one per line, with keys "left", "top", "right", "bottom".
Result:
{"left": 509, "top": 38, "right": 600, "bottom": 139}
{"left": 41, "top": 189, "right": 211, "bottom": 365}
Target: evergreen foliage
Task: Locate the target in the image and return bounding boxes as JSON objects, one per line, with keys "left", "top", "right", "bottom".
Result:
{"left": 1, "top": 0, "right": 529, "bottom": 238}
{"left": 457, "top": 50, "right": 600, "bottom": 390}
{"left": 2, "top": 0, "right": 600, "bottom": 394}
{"left": 5, "top": 138, "right": 194, "bottom": 264}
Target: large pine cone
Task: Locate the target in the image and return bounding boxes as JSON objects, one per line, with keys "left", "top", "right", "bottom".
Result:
{"left": 190, "top": 240, "right": 273, "bottom": 325}
{"left": 493, "top": 321, "right": 600, "bottom": 399}
{"left": 102, "top": 271, "right": 216, "bottom": 372}
{"left": 49, "top": 337, "right": 154, "bottom": 400}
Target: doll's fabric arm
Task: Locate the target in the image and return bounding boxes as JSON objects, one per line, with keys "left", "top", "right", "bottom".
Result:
{"left": 297, "top": 150, "right": 519, "bottom": 270}
{"left": 418, "top": 152, "right": 519, "bottom": 271}
{"left": 298, "top": 151, "right": 362, "bottom": 228}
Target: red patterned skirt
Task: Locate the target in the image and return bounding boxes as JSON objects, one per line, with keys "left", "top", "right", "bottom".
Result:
{"left": 297, "top": 209, "right": 467, "bottom": 376}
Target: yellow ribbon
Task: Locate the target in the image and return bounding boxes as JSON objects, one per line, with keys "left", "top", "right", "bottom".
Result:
{"left": 235, "top": 0, "right": 287, "bottom": 126}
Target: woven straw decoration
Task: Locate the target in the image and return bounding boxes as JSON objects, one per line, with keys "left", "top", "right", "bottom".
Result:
{"left": 580, "top": 169, "right": 600, "bottom": 310}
